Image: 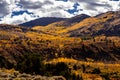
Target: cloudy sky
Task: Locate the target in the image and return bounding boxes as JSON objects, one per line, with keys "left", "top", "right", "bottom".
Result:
{"left": 0, "top": 0, "right": 120, "bottom": 24}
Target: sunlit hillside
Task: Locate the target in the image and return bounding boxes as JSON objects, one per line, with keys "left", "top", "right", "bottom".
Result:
{"left": 32, "top": 11, "right": 120, "bottom": 37}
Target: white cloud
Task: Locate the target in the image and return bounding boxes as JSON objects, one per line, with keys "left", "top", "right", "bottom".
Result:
{"left": 0, "top": 0, "right": 120, "bottom": 24}
{"left": 0, "top": 13, "right": 37, "bottom": 24}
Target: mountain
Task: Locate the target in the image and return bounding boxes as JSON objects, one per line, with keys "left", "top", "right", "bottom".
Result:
{"left": 19, "top": 17, "right": 67, "bottom": 27}
{"left": 48, "top": 14, "right": 90, "bottom": 27}
{"left": 64, "top": 14, "right": 90, "bottom": 26}
{"left": 58, "top": 11, "right": 120, "bottom": 37}
{"left": 20, "top": 14, "right": 90, "bottom": 27}
{"left": 33, "top": 11, "right": 120, "bottom": 37}
{"left": 32, "top": 14, "right": 90, "bottom": 35}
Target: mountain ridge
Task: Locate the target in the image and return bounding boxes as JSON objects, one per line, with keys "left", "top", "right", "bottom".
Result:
{"left": 19, "top": 17, "right": 67, "bottom": 27}
{"left": 19, "top": 14, "right": 90, "bottom": 27}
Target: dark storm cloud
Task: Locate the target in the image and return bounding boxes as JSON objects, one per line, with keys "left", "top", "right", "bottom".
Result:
{"left": 19, "top": 0, "right": 53, "bottom": 9}
{"left": 110, "top": 0, "right": 119, "bottom": 1}
{"left": 0, "top": 0, "right": 10, "bottom": 17}
{"left": 84, "top": 2, "right": 112, "bottom": 11}
{"left": 118, "top": 2, "right": 120, "bottom": 6}
{"left": 69, "top": 0, "right": 113, "bottom": 12}
{"left": 69, "top": 0, "right": 100, "bottom": 3}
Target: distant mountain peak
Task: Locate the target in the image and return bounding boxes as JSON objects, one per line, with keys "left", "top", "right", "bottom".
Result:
{"left": 19, "top": 17, "right": 67, "bottom": 27}
{"left": 19, "top": 14, "right": 90, "bottom": 27}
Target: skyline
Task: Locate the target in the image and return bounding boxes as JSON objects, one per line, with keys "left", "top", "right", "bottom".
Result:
{"left": 0, "top": 0, "right": 120, "bottom": 24}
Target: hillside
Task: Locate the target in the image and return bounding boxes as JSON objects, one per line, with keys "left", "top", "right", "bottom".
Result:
{"left": 0, "top": 11, "right": 120, "bottom": 80}
{"left": 45, "top": 14, "right": 90, "bottom": 27}
{"left": 32, "top": 11, "right": 120, "bottom": 37}
{"left": 0, "top": 24, "right": 120, "bottom": 66}
{"left": 67, "top": 11, "right": 120, "bottom": 37}
{"left": 19, "top": 17, "right": 67, "bottom": 27}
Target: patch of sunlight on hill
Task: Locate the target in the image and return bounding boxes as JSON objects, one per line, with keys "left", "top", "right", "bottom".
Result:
{"left": 57, "top": 13, "right": 114, "bottom": 35}
{"left": 26, "top": 31, "right": 82, "bottom": 42}
{"left": 32, "top": 26, "right": 44, "bottom": 30}
{"left": 46, "top": 57, "right": 120, "bottom": 73}
{"left": 45, "top": 58, "right": 78, "bottom": 64}
{"left": 57, "top": 17, "right": 100, "bottom": 34}
{"left": 33, "top": 25, "right": 66, "bottom": 36}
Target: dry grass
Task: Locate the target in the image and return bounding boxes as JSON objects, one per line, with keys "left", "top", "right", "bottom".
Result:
{"left": 0, "top": 68, "right": 17, "bottom": 74}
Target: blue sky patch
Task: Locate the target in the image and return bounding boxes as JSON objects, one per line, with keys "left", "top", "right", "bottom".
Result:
{"left": 56, "top": 0, "right": 68, "bottom": 2}
{"left": 0, "top": 17, "right": 2, "bottom": 21}
{"left": 11, "top": 10, "right": 33, "bottom": 17}
{"left": 16, "top": 4, "right": 22, "bottom": 8}
{"left": 66, "top": 3, "right": 81, "bottom": 14}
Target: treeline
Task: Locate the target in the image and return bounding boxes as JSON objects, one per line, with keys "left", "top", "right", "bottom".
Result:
{"left": 14, "top": 53, "right": 83, "bottom": 80}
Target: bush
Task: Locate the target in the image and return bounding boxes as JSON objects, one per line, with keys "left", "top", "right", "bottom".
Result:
{"left": 81, "top": 64, "right": 86, "bottom": 73}
{"left": 43, "top": 62, "right": 72, "bottom": 79}
{"left": 15, "top": 53, "right": 43, "bottom": 74}
{"left": 100, "top": 73, "right": 110, "bottom": 80}
{"left": 91, "top": 68, "right": 101, "bottom": 74}
{"left": 73, "top": 64, "right": 78, "bottom": 70}
{"left": 0, "top": 56, "right": 14, "bottom": 69}
{"left": 43, "top": 62, "right": 83, "bottom": 80}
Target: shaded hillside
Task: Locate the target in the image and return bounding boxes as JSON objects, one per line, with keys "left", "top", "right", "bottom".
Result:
{"left": 20, "top": 17, "right": 67, "bottom": 27}
{"left": 0, "top": 24, "right": 29, "bottom": 31}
